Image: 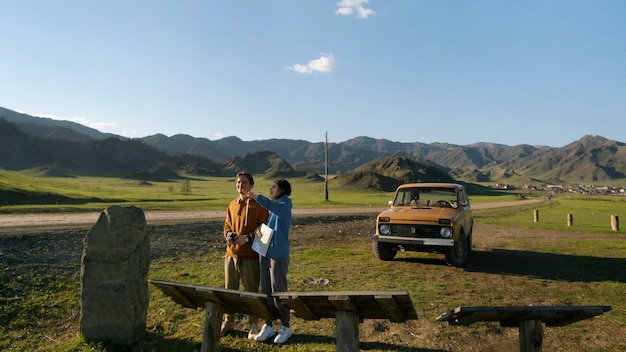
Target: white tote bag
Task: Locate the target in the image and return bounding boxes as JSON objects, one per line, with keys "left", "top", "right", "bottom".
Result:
{"left": 252, "top": 214, "right": 278, "bottom": 256}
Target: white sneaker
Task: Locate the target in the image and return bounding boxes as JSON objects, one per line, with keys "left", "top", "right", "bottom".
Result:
{"left": 254, "top": 323, "right": 275, "bottom": 342}
{"left": 273, "top": 325, "right": 292, "bottom": 344}
{"left": 247, "top": 323, "right": 259, "bottom": 339}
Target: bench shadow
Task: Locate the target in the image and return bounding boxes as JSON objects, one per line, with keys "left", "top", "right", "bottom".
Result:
{"left": 464, "top": 248, "right": 626, "bottom": 283}
{"left": 138, "top": 331, "right": 448, "bottom": 351}
{"left": 87, "top": 332, "right": 200, "bottom": 352}
{"left": 220, "top": 332, "right": 447, "bottom": 352}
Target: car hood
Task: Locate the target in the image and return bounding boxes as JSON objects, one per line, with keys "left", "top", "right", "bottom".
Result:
{"left": 378, "top": 207, "right": 456, "bottom": 222}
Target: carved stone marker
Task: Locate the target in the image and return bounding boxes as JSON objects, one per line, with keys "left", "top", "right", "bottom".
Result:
{"left": 80, "top": 205, "right": 150, "bottom": 345}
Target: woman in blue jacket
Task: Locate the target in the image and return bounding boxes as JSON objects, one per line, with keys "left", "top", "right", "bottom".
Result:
{"left": 247, "top": 178, "right": 293, "bottom": 344}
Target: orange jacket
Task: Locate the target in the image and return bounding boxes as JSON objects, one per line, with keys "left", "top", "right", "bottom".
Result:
{"left": 223, "top": 197, "right": 269, "bottom": 259}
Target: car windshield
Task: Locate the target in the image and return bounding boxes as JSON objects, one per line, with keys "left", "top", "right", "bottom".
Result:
{"left": 393, "top": 187, "right": 459, "bottom": 208}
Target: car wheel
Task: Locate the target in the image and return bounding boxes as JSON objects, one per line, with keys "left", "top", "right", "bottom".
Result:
{"left": 373, "top": 240, "right": 397, "bottom": 261}
{"left": 445, "top": 233, "right": 468, "bottom": 267}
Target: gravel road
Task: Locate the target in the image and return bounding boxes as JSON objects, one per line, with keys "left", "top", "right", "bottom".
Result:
{"left": 0, "top": 200, "right": 541, "bottom": 235}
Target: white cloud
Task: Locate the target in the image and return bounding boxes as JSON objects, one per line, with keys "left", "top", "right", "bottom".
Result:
{"left": 287, "top": 54, "right": 336, "bottom": 74}
{"left": 336, "top": 0, "right": 376, "bottom": 19}
{"left": 36, "top": 113, "right": 118, "bottom": 132}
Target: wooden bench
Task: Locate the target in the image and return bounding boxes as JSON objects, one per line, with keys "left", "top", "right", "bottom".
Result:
{"left": 150, "top": 279, "right": 281, "bottom": 352}
{"left": 150, "top": 279, "right": 418, "bottom": 352}
{"left": 437, "top": 305, "right": 612, "bottom": 352}
{"left": 275, "top": 290, "right": 418, "bottom": 351}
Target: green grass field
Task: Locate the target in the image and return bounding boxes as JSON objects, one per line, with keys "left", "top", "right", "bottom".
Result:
{"left": 0, "top": 170, "right": 399, "bottom": 212}
{"left": 0, "top": 169, "right": 547, "bottom": 212}
{"left": 479, "top": 194, "right": 626, "bottom": 233}
{"left": 1, "top": 170, "right": 625, "bottom": 351}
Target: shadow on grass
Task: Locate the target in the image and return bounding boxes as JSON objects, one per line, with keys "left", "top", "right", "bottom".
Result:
{"left": 81, "top": 332, "right": 199, "bottom": 352}
{"left": 465, "top": 248, "right": 626, "bottom": 283}
{"left": 223, "top": 331, "right": 447, "bottom": 352}
{"left": 392, "top": 249, "right": 626, "bottom": 283}
{"left": 395, "top": 257, "right": 450, "bottom": 267}
{"left": 131, "top": 330, "right": 448, "bottom": 352}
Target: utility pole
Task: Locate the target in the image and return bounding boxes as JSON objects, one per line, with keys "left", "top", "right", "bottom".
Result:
{"left": 324, "top": 131, "right": 329, "bottom": 202}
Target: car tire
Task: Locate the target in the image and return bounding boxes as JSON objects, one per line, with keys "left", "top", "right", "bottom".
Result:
{"left": 445, "top": 233, "right": 469, "bottom": 267}
{"left": 373, "top": 240, "right": 397, "bottom": 261}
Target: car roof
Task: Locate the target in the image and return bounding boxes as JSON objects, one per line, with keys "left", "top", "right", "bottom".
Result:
{"left": 396, "top": 183, "right": 465, "bottom": 190}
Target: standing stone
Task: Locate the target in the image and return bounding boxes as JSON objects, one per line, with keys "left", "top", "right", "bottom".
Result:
{"left": 80, "top": 205, "right": 150, "bottom": 345}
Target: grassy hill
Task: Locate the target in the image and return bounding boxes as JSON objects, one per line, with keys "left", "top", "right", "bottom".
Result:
{"left": 3, "top": 105, "right": 626, "bottom": 184}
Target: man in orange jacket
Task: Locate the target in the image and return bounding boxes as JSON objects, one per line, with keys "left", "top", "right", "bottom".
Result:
{"left": 221, "top": 171, "right": 269, "bottom": 338}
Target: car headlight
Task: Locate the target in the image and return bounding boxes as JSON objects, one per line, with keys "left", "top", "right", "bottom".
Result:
{"left": 379, "top": 224, "right": 391, "bottom": 235}
{"left": 440, "top": 227, "right": 452, "bottom": 238}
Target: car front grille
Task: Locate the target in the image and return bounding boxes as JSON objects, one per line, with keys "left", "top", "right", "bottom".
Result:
{"left": 389, "top": 224, "right": 441, "bottom": 238}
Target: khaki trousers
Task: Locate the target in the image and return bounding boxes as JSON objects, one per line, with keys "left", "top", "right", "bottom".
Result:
{"left": 223, "top": 256, "right": 260, "bottom": 325}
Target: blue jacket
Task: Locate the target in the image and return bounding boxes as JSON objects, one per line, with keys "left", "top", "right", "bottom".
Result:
{"left": 256, "top": 194, "right": 292, "bottom": 259}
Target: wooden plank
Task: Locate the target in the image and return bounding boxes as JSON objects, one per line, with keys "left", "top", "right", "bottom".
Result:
{"left": 156, "top": 283, "right": 199, "bottom": 309}
{"left": 153, "top": 280, "right": 418, "bottom": 322}
{"left": 277, "top": 295, "right": 320, "bottom": 320}
{"left": 544, "top": 309, "right": 607, "bottom": 327}
{"left": 201, "top": 301, "right": 223, "bottom": 352}
{"left": 196, "top": 289, "right": 224, "bottom": 306}
{"left": 275, "top": 290, "right": 410, "bottom": 297}
{"left": 500, "top": 310, "right": 555, "bottom": 328}
{"left": 335, "top": 311, "right": 360, "bottom": 352}
{"left": 374, "top": 295, "right": 407, "bottom": 323}
{"left": 241, "top": 295, "right": 278, "bottom": 321}
{"left": 519, "top": 319, "right": 543, "bottom": 352}
{"left": 151, "top": 279, "right": 281, "bottom": 319}
{"left": 329, "top": 295, "right": 357, "bottom": 312}
{"left": 273, "top": 290, "right": 418, "bottom": 322}
{"left": 437, "top": 305, "right": 612, "bottom": 327}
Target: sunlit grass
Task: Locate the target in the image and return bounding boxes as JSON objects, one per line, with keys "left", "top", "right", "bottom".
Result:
{"left": 476, "top": 195, "right": 626, "bottom": 234}
{"left": 1, "top": 169, "right": 552, "bottom": 214}
{"left": 0, "top": 170, "right": 397, "bottom": 212}
{"left": 3, "top": 215, "right": 626, "bottom": 351}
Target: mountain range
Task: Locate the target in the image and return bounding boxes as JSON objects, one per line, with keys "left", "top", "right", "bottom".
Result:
{"left": 2, "top": 106, "right": 625, "bottom": 185}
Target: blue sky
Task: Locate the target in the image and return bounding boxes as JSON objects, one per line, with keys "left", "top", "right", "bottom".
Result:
{"left": 1, "top": 1, "right": 624, "bottom": 147}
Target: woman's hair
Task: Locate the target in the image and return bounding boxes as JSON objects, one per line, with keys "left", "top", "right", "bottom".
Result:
{"left": 274, "top": 178, "right": 291, "bottom": 196}
{"left": 236, "top": 171, "right": 254, "bottom": 185}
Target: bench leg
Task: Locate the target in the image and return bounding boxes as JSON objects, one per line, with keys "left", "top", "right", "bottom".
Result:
{"left": 201, "top": 301, "right": 224, "bottom": 352}
{"left": 335, "top": 311, "right": 360, "bottom": 352}
{"left": 518, "top": 319, "right": 543, "bottom": 352}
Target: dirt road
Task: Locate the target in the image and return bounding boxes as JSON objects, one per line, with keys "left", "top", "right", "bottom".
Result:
{"left": 0, "top": 200, "right": 542, "bottom": 235}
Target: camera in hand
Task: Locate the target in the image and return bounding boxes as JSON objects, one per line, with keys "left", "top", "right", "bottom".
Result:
{"left": 227, "top": 232, "right": 237, "bottom": 242}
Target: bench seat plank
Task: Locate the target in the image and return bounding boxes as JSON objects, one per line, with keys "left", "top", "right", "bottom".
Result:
{"left": 274, "top": 290, "right": 418, "bottom": 321}
{"left": 436, "top": 305, "right": 611, "bottom": 327}
{"left": 375, "top": 295, "right": 406, "bottom": 323}
{"left": 151, "top": 279, "right": 281, "bottom": 320}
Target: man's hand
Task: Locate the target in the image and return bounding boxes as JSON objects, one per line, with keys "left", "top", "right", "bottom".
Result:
{"left": 235, "top": 234, "right": 249, "bottom": 246}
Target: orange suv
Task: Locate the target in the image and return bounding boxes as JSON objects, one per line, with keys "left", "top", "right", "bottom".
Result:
{"left": 373, "top": 183, "right": 473, "bottom": 267}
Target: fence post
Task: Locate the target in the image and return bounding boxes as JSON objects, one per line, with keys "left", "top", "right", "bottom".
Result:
{"left": 567, "top": 214, "right": 573, "bottom": 227}
{"left": 533, "top": 209, "right": 539, "bottom": 223}
{"left": 611, "top": 215, "right": 619, "bottom": 232}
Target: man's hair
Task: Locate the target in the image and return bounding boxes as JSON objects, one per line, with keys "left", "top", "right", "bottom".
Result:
{"left": 237, "top": 171, "right": 254, "bottom": 185}
{"left": 274, "top": 178, "right": 291, "bottom": 196}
